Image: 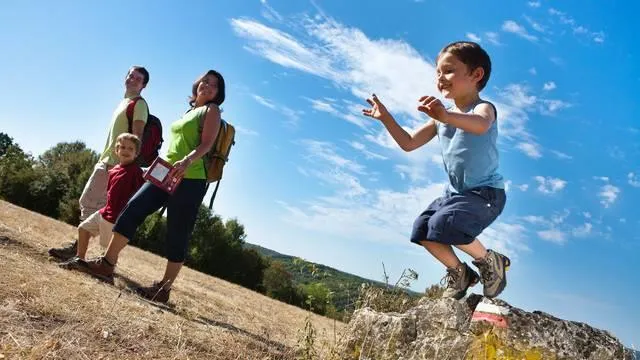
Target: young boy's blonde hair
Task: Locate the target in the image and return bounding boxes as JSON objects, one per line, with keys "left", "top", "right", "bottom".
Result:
{"left": 116, "top": 133, "right": 141, "bottom": 155}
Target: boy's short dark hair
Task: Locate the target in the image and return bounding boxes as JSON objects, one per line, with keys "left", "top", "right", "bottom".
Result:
{"left": 116, "top": 133, "right": 141, "bottom": 155}
{"left": 130, "top": 66, "right": 150, "bottom": 86}
{"left": 438, "top": 41, "right": 491, "bottom": 91}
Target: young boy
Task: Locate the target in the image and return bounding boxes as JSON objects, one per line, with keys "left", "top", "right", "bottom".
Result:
{"left": 58, "top": 133, "right": 144, "bottom": 268}
{"left": 362, "top": 41, "right": 510, "bottom": 299}
{"left": 48, "top": 66, "right": 150, "bottom": 261}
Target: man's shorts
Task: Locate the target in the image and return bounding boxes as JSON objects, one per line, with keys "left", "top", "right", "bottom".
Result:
{"left": 78, "top": 211, "right": 115, "bottom": 248}
{"left": 410, "top": 186, "right": 506, "bottom": 246}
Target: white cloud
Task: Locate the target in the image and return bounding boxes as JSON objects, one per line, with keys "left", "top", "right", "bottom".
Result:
{"left": 593, "top": 176, "right": 610, "bottom": 182}
{"left": 528, "top": 1, "right": 541, "bottom": 8}
{"left": 478, "top": 222, "right": 530, "bottom": 258}
{"left": 281, "top": 183, "right": 447, "bottom": 245}
{"left": 466, "top": 32, "right": 482, "bottom": 42}
{"left": 518, "top": 184, "right": 529, "bottom": 191}
{"left": 628, "top": 172, "right": 640, "bottom": 187}
{"left": 259, "top": 0, "right": 283, "bottom": 22}
{"left": 485, "top": 32, "right": 502, "bottom": 46}
{"left": 500, "top": 84, "right": 537, "bottom": 108}
{"left": 235, "top": 125, "right": 259, "bottom": 136}
{"left": 523, "top": 215, "right": 547, "bottom": 225}
{"left": 543, "top": 81, "right": 557, "bottom": 91}
{"left": 534, "top": 176, "right": 567, "bottom": 194}
{"left": 538, "top": 229, "right": 567, "bottom": 244}
{"left": 540, "top": 99, "right": 571, "bottom": 115}
{"left": 583, "top": 212, "right": 592, "bottom": 219}
{"left": 306, "top": 97, "right": 368, "bottom": 129}
{"left": 619, "top": 218, "right": 627, "bottom": 223}
{"left": 252, "top": 94, "right": 302, "bottom": 126}
{"left": 524, "top": 15, "right": 546, "bottom": 33}
{"left": 502, "top": 20, "right": 538, "bottom": 42}
{"left": 598, "top": 184, "right": 620, "bottom": 208}
{"left": 550, "top": 150, "right": 572, "bottom": 160}
{"left": 348, "top": 141, "right": 387, "bottom": 160}
{"left": 548, "top": 8, "right": 605, "bottom": 44}
{"left": 551, "top": 209, "right": 570, "bottom": 224}
{"left": 517, "top": 142, "right": 542, "bottom": 159}
{"left": 572, "top": 223, "right": 592, "bottom": 238}
{"left": 529, "top": 67, "right": 537, "bottom": 75}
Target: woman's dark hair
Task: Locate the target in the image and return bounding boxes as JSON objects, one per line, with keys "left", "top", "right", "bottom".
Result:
{"left": 437, "top": 41, "right": 491, "bottom": 91}
{"left": 189, "top": 70, "right": 226, "bottom": 107}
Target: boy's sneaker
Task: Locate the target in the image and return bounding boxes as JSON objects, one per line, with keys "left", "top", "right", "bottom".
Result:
{"left": 441, "top": 262, "right": 480, "bottom": 300}
{"left": 48, "top": 240, "right": 78, "bottom": 261}
{"left": 136, "top": 281, "right": 171, "bottom": 304}
{"left": 81, "top": 256, "right": 115, "bottom": 283}
{"left": 59, "top": 256, "right": 88, "bottom": 271}
{"left": 472, "top": 249, "right": 511, "bottom": 298}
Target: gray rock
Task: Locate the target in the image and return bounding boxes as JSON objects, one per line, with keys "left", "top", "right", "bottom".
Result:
{"left": 339, "top": 294, "right": 635, "bottom": 360}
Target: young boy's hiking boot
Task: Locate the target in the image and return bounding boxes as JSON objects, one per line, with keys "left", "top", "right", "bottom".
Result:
{"left": 80, "top": 256, "right": 115, "bottom": 283}
{"left": 48, "top": 240, "right": 78, "bottom": 261}
{"left": 441, "top": 262, "right": 480, "bottom": 300}
{"left": 472, "top": 249, "right": 511, "bottom": 298}
{"left": 58, "top": 256, "right": 88, "bottom": 271}
{"left": 136, "top": 281, "right": 171, "bottom": 304}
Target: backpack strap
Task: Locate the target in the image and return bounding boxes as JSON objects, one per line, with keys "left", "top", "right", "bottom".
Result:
{"left": 126, "top": 96, "right": 143, "bottom": 133}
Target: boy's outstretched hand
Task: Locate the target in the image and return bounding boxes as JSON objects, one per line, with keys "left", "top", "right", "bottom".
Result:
{"left": 417, "top": 96, "right": 448, "bottom": 122}
{"left": 362, "top": 94, "right": 391, "bottom": 122}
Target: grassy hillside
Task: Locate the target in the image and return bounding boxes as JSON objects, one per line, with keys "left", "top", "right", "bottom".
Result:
{"left": 0, "top": 200, "right": 343, "bottom": 359}
{"left": 246, "top": 243, "right": 420, "bottom": 314}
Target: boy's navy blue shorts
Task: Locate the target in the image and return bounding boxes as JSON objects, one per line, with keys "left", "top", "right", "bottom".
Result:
{"left": 410, "top": 186, "right": 506, "bottom": 246}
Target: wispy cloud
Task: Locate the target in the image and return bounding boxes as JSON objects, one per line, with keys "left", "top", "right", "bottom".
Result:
{"left": 502, "top": 20, "right": 538, "bottom": 42}
{"left": 485, "top": 32, "right": 502, "bottom": 46}
{"left": 550, "top": 150, "right": 572, "bottom": 160}
{"left": 466, "top": 32, "right": 482, "bottom": 43}
{"left": 348, "top": 141, "right": 387, "bottom": 161}
{"left": 598, "top": 184, "right": 620, "bottom": 208}
{"left": 259, "top": 0, "right": 283, "bottom": 22}
{"left": 535, "top": 176, "right": 567, "bottom": 194}
{"left": 235, "top": 125, "right": 259, "bottom": 137}
{"left": 517, "top": 142, "right": 542, "bottom": 159}
{"left": 543, "top": 81, "right": 557, "bottom": 91}
{"left": 306, "top": 97, "right": 368, "bottom": 129}
{"left": 538, "top": 229, "right": 567, "bottom": 244}
{"left": 572, "top": 222, "right": 593, "bottom": 237}
{"left": 524, "top": 15, "right": 547, "bottom": 33}
{"left": 628, "top": 172, "right": 640, "bottom": 187}
{"left": 252, "top": 94, "right": 302, "bottom": 127}
{"left": 548, "top": 8, "right": 605, "bottom": 43}
{"left": 527, "top": 1, "right": 541, "bottom": 8}
{"left": 529, "top": 67, "right": 537, "bottom": 75}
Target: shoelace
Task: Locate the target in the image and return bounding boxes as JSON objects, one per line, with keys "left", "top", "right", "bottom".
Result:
{"left": 476, "top": 257, "right": 495, "bottom": 283}
{"left": 440, "top": 268, "right": 460, "bottom": 288}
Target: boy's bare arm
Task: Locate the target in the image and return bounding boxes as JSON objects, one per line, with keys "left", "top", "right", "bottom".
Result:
{"left": 418, "top": 97, "right": 495, "bottom": 135}
{"left": 363, "top": 94, "right": 437, "bottom": 152}
{"left": 381, "top": 117, "right": 437, "bottom": 152}
{"left": 442, "top": 103, "right": 495, "bottom": 135}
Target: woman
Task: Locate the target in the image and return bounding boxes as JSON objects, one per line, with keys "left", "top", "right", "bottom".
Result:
{"left": 81, "top": 69, "right": 226, "bottom": 303}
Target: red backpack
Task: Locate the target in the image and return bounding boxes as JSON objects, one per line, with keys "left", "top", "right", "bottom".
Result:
{"left": 126, "top": 97, "right": 163, "bottom": 167}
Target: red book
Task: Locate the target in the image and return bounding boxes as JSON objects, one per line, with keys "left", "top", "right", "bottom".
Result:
{"left": 143, "top": 157, "right": 183, "bottom": 194}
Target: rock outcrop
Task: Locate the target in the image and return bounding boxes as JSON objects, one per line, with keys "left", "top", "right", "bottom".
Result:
{"left": 339, "top": 294, "right": 635, "bottom": 360}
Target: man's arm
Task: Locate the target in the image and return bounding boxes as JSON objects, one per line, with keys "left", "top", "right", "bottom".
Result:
{"left": 131, "top": 100, "right": 149, "bottom": 139}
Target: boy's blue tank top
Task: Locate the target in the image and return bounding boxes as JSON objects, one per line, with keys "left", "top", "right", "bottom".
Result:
{"left": 436, "top": 100, "right": 504, "bottom": 192}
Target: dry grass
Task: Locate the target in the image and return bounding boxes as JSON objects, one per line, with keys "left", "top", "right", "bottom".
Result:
{"left": 0, "top": 200, "right": 344, "bottom": 359}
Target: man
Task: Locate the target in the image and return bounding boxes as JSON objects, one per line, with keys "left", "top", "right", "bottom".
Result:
{"left": 49, "top": 66, "right": 150, "bottom": 260}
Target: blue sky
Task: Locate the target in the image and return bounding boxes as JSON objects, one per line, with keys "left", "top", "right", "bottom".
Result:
{"left": 1, "top": 0, "right": 638, "bottom": 348}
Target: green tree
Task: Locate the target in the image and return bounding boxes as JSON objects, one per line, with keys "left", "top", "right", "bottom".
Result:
{"left": 264, "top": 261, "right": 298, "bottom": 302}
